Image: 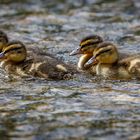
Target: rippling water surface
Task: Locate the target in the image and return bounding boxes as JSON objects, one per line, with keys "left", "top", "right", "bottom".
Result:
{"left": 0, "top": 0, "right": 140, "bottom": 139}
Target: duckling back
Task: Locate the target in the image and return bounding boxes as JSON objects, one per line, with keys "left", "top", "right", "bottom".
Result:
{"left": 26, "top": 54, "right": 77, "bottom": 80}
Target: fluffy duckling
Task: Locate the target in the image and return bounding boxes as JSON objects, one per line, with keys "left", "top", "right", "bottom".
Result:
{"left": 0, "top": 30, "right": 8, "bottom": 52}
{"left": 70, "top": 35, "right": 103, "bottom": 73}
{"left": 87, "top": 42, "right": 140, "bottom": 79}
{"left": 0, "top": 41, "right": 28, "bottom": 77}
{"left": 0, "top": 41, "right": 76, "bottom": 80}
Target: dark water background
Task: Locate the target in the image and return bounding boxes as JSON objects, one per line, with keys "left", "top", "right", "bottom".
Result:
{"left": 0, "top": 0, "right": 140, "bottom": 139}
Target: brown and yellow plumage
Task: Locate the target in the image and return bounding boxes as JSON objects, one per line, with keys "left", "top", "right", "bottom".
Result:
{"left": 70, "top": 35, "right": 103, "bottom": 74}
{"left": 87, "top": 42, "right": 140, "bottom": 79}
{"left": 0, "top": 40, "right": 76, "bottom": 80}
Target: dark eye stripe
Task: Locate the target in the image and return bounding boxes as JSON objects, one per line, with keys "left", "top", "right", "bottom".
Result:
{"left": 95, "top": 49, "right": 111, "bottom": 57}
{"left": 4, "top": 47, "right": 22, "bottom": 54}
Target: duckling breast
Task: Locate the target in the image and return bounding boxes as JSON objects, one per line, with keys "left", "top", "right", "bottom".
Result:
{"left": 96, "top": 64, "right": 111, "bottom": 77}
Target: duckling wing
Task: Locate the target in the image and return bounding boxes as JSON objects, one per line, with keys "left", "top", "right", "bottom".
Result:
{"left": 34, "top": 62, "right": 69, "bottom": 80}
{"left": 35, "top": 54, "right": 77, "bottom": 72}
{"left": 28, "top": 48, "right": 77, "bottom": 73}
{"left": 23, "top": 55, "right": 76, "bottom": 80}
{"left": 26, "top": 48, "right": 77, "bottom": 79}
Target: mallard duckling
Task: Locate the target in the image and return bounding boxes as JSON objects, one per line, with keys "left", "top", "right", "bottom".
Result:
{"left": 70, "top": 35, "right": 103, "bottom": 73}
{"left": 87, "top": 42, "right": 140, "bottom": 79}
{"left": 0, "top": 41, "right": 76, "bottom": 80}
{"left": 0, "top": 41, "right": 28, "bottom": 77}
{"left": 0, "top": 30, "right": 8, "bottom": 52}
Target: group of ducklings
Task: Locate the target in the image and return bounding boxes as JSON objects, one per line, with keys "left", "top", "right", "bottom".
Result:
{"left": 70, "top": 35, "right": 140, "bottom": 80}
{"left": 0, "top": 30, "right": 140, "bottom": 80}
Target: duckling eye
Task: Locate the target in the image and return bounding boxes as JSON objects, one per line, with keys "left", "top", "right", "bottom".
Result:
{"left": 17, "top": 50, "right": 22, "bottom": 54}
{"left": 81, "top": 43, "right": 96, "bottom": 49}
{"left": 82, "top": 45, "right": 90, "bottom": 49}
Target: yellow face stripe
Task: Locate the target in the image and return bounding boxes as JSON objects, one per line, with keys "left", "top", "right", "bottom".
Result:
{"left": 80, "top": 39, "right": 93, "bottom": 46}
{"left": 80, "top": 38, "right": 100, "bottom": 47}
{"left": 3, "top": 44, "right": 22, "bottom": 52}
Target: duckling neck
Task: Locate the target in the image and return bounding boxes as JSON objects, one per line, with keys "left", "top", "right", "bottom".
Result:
{"left": 0, "top": 59, "right": 25, "bottom": 69}
{"left": 78, "top": 54, "right": 93, "bottom": 70}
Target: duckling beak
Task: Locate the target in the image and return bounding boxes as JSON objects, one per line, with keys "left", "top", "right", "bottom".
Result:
{"left": 0, "top": 52, "right": 4, "bottom": 59}
{"left": 70, "top": 47, "right": 81, "bottom": 56}
{"left": 87, "top": 56, "right": 98, "bottom": 65}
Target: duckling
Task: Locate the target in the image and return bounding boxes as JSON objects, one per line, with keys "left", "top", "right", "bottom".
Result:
{"left": 0, "top": 41, "right": 28, "bottom": 77}
{"left": 0, "top": 30, "right": 8, "bottom": 52}
{"left": 87, "top": 42, "right": 140, "bottom": 79}
{"left": 70, "top": 35, "right": 103, "bottom": 74}
{"left": 0, "top": 41, "right": 76, "bottom": 80}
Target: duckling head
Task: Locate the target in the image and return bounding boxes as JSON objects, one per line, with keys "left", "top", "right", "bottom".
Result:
{"left": 88, "top": 42, "right": 119, "bottom": 65}
{"left": 0, "top": 41, "right": 27, "bottom": 63}
{"left": 70, "top": 35, "right": 103, "bottom": 70}
{"left": 70, "top": 35, "right": 103, "bottom": 56}
{"left": 0, "top": 30, "right": 8, "bottom": 52}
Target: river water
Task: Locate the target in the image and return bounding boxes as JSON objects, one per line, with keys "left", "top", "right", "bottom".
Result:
{"left": 0, "top": 0, "right": 140, "bottom": 140}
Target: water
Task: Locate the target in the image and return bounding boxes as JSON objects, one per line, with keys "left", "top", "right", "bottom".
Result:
{"left": 0, "top": 0, "right": 140, "bottom": 139}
